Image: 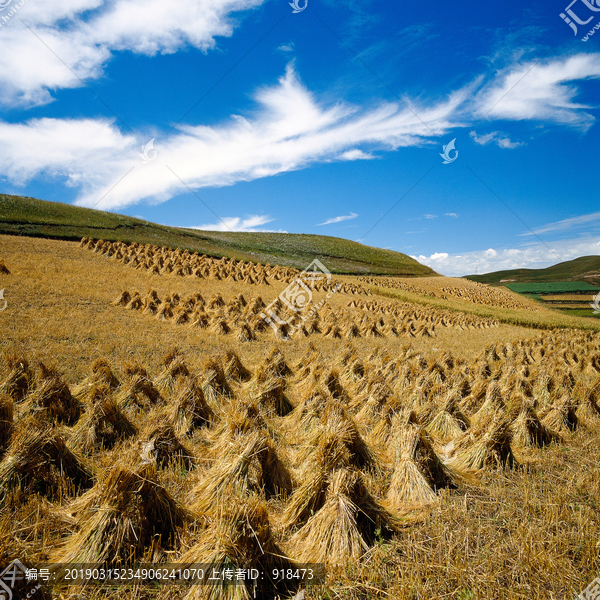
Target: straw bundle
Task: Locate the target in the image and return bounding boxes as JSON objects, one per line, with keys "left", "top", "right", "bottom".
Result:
{"left": 510, "top": 401, "right": 556, "bottom": 448}
{"left": 289, "top": 468, "right": 395, "bottom": 567}
{"left": 139, "top": 419, "right": 194, "bottom": 469}
{"left": 116, "top": 369, "right": 162, "bottom": 413}
{"left": 189, "top": 432, "right": 267, "bottom": 514}
{"left": 1, "top": 353, "right": 32, "bottom": 402}
{"left": 111, "top": 290, "right": 131, "bottom": 306}
{"left": 70, "top": 384, "right": 136, "bottom": 453}
{"left": 448, "top": 416, "right": 516, "bottom": 472}
{"left": 23, "top": 363, "right": 82, "bottom": 425}
{"left": 385, "top": 425, "right": 447, "bottom": 507}
{"left": 177, "top": 495, "right": 289, "bottom": 600}
{"left": 202, "top": 357, "right": 232, "bottom": 403}
{"left": 53, "top": 461, "right": 189, "bottom": 566}
{"left": 541, "top": 392, "right": 577, "bottom": 435}
{"left": 0, "top": 393, "right": 13, "bottom": 454}
{"left": 0, "top": 419, "right": 93, "bottom": 502}
{"left": 573, "top": 380, "right": 600, "bottom": 429}
{"left": 252, "top": 375, "right": 293, "bottom": 417}
{"left": 155, "top": 349, "right": 190, "bottom": 393}
{"left": 170, "top": 376, "right": 214, "bottom": 436}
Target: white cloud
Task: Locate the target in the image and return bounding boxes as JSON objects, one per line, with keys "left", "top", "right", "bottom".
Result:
{"left": 424, "top": 214, "right": 438, "bottom": 219}
{"left": 0, "top": 51, "right": 599, "bottom": 210}
{"left": 471, "top": 53, "right": 600, "bottom": 131}
{"left": 469, "top": 130, "right": 523, "bottom": 149}
{"left": 337, "top": 149, "right": 376, "bottom": 161}
{"left": 277, "top": 42, "right": 295, "bottom": 52}
{"left": 520, "top": 211, "right": 600, "bottom": 236}
{"left": 445, "top": 212, "right": 459, "bottom": 218}
{"left": 412, "top": 237, "right": 600, "bottom": 277}
{"left": 0, "top": 64, "right": 464, "bottom": 209}
{"left": 192, "top": 214, "right": 277, "bottom": 232}
{"left": 0, "top": 0, "right": 266, "bottom": 107}
{"left": 317, "top": 212, "right": 358, "bottom": 226}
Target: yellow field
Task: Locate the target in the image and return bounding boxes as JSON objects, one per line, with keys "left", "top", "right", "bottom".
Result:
{"left": 0, "top": 234, "right": 599, "bottom": 600}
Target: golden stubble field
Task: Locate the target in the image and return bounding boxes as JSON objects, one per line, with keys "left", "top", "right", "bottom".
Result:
{"left": 0, "top": 233, "right": 599, "bottom": 600}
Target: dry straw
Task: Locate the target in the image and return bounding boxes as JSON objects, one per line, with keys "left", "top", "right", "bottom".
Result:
{"left": 53, "top": 460, "right": 190, "bottom": 566}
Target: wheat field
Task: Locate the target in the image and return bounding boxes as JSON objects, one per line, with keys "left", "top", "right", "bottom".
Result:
{"left": 0, "top": 234, "right": 599, "bottom": 600}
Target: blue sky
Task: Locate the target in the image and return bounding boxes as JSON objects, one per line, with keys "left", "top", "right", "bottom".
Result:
{"left": 0, "top": 0, "right": 599, "bottom": 276}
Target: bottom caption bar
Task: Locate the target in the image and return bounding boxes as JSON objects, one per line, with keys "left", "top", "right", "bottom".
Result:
{"left": 20, "top": 564, "right": 325, "bottom": 586}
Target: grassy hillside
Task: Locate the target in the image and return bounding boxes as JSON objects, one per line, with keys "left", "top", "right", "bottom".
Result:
{"left": 464, "top": 255, "right": 600, "bottom": 286}
{"left": 0, "top": 194, "right": 435, "bottom": 276}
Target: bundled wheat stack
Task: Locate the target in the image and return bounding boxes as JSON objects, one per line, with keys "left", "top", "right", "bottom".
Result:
{"left": 0, "top": 393, "right": 13, "bottom": 454}
{"left": 154, "top": 348, "right": 191, "bottom": 393}
{"left": 385, "top": 423, "right": 453, "bottom": 508}
{"left": 541, "top": 392, "right": 577, "bottom": 435}
{"left": 22, "top": 363, "right": 82, "bottom": 425}
{"left": 251, "top": 373, "right": 293, "bottom": 417}
{"left": 509, "top": 398, "right": 556, "bottom": 448}
{"left": 53, "top": 461, "right": 189, "bottom": 566}
{"left": 70, "top": 384, "right": 136, "bottom": 453}
{"left": 169, "top": 376, "right": 214, "bottom": 436}
{"left": 139, "top": 417, "right": 194, "bottom": 469}
{"left": 573, "top": 379, "right": 600, "bottom": 429}
{"left": 425, "top": 390, "right": 468, "bottom": 444}
{"left": 189, "top": 432, "right": 269, "bottom": 514}
{"left": 176, "top": 495, "right": 290, "bottom": 600}
{"left": 71, "top": 357, "right": 120, "bottom": 399}
{"left": 448, "top": 415, "right": 516, "bottom": 473}
{"left": 1, "top": 353, "right": 32, "bottom": 401}
{"left": 116, "top": 364, "right": 162, "bottom": 413}
{"left": 0, "top": 419, "right": 93, "bottom": 502}
{"left": 202, "top": 356, "right": 232, "bottom": 403}
{"left": 289, "top": 467, "right": 397, "bottom": 567}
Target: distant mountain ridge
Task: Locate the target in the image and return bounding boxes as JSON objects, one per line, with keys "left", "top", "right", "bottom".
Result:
{"left": 465, "top": 255, "right": 600, "bottom": 286}
{"left": 0, "top": 194, "right": 436, "bottom": 276}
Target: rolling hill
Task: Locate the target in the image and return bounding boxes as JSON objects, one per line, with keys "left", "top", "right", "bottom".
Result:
{"left": 0, "top": 194, "right": 435, "bottom": 276}
{"left": 464, "top": 255, "right": 600, "bottom": 286}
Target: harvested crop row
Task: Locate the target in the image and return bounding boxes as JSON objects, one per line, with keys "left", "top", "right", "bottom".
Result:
{"left": 360, "top": 275, "right": 537, "bottom": 310}
{"left": 1, "top": 329, "right": 598, "bottom": 598}
{"left": 81, "top": 237, "right": 369, "bottom": 295}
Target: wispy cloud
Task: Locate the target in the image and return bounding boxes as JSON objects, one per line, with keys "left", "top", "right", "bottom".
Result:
{"left": 1, "top": 52, "right": 599, "bottom": 210}
{"left": 424, "top": 214, "right": 438, "bottom": 219}
{"left": 520, "top": 211, "right": 600, "bottom": 236}
{"left": 445, "top": 212, "right": 459, "bottom": 218}
{"left": 317, "top": 212, "right": 358, "bottom": 226}
{"left": 470, "top": 53, "right": 600, "bottom": 131}
{"left": 0, "top": 0, "right": 266, "bottom": 107}
{"left": 277, "top": 42, "right": 295, "bottom": 53}
{"left": 192, "top": 215, "right": 277, "bottom": 232}
{"left": 469, "top": 130, "right": 523, "bottom": 149}
{"left": 412, "top": 237, "right": 600, "bottom": 277}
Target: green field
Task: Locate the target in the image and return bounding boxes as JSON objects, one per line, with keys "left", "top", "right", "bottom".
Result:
{"left": 0, "top": 194, "right": 435, "bottom": 276}
{"left": 505, "top": 281, "right": 600, "bottom": 294}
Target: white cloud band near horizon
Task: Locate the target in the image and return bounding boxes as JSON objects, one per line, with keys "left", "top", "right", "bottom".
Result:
{"left": 413, "top": 237, "right": 600, "bottom": 277}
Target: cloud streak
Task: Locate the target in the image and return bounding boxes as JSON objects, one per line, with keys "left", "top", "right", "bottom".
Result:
{"left": 520, "top": 211, "right": 600, "bottom": 236}
{"left": 192, "top": 214, "right": 277, "bottom": 232}
{"left": 317, "top": 212, "right": 358, "bottom": 226}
